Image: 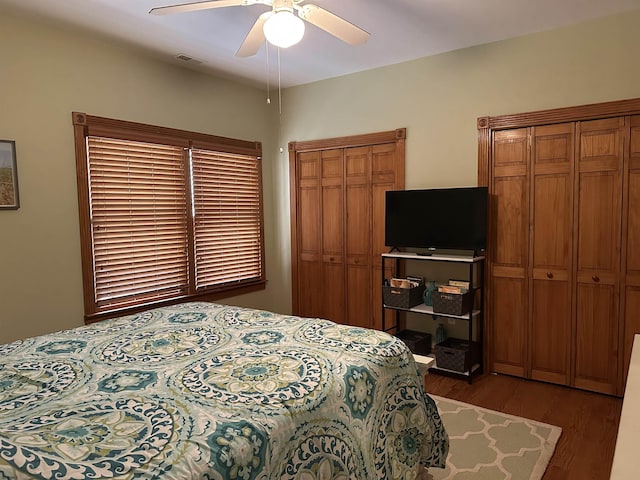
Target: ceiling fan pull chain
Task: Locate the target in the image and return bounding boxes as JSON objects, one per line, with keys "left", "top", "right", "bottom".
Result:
{"left": 277, "top": 46, "right": 282, "bottom": 115}
{"left": 266, "top": 41, "right": 271, "bottom": 104}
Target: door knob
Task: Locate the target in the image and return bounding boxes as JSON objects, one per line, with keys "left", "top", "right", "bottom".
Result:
{"left": 592, "top": 275, "right": 600, "bottom": 282}
{"left": 546, "top": 272, "right": 554, "bottom": 279}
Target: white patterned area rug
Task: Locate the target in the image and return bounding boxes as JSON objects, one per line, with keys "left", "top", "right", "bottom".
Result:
{"left": 425, "top": 395, "right": 562, "bottom": 480}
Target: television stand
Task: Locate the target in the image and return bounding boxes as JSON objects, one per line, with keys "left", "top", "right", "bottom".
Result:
{"left": 381, "top": 251, "right": 485, "bottom": 384}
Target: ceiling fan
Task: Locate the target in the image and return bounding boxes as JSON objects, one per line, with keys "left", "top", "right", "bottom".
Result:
{"left": 150, "top": 0, "right": 370, "bottom": 57}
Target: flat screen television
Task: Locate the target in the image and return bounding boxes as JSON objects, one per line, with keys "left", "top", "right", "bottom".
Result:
{"left": 385, "top": 187, "right": 488, "bottom": 252}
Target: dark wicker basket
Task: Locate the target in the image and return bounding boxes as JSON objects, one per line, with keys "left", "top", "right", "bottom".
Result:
{"left": 383, "top": 284, "right": 425, "bottom": 309}
{"left": 395, "top": 330, "right": 432, "bottom": 355}
{"left": 435, "top": 338, "right": 479, "bottom": 372}
{"left": 432, "top": 289, "right": 474, "bottom": 316}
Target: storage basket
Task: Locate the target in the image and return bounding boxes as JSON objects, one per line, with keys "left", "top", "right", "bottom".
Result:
{"left": 395, "top": 330, "right": 432, "bottom": 355}
{"left": 432, "top": 289, "right": 474, "bottom": 316}
{"left": 383, "top": 283, "right": 425, "bottom": 309}
{"left": 434, "top": 338, "right": 479, "bottom": 373}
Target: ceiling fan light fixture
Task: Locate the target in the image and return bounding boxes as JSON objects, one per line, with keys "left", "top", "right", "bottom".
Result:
{"left": 263, "top": 10, "right": 305, "bottom": 48}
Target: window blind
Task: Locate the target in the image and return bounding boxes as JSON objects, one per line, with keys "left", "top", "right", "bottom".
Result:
{"left": 87, "top": 137, "right": 189, "bottom": 308}
{"left": 191, "top": 149, "right": 263, "bottom": 290}
{"left": 74, "top": 112, "right": 265, "bottom": 321}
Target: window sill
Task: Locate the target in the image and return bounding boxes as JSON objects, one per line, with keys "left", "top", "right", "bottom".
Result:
{"left": 84, "top": 280, "right": 266, "bottom": 324}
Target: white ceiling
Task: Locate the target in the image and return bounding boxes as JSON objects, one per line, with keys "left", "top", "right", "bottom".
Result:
{"left": 3, "top": 0, "right": 640, "bottom": 88}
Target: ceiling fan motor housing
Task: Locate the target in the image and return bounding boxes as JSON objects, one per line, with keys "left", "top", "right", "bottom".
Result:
{"left": 272, "top": 0, "right": 295, "bottom": 14}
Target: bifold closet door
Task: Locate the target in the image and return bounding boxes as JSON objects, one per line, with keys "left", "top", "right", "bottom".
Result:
{"left": 529, "top": 123, "right": 574, "bottom": 385}
{"left": 290, "top": 129, "right": 406, "bottom": 330}
{"left": 573, "top": 117, "right": 624, "bottom": 395}
{"left": 490, "top": 128, "right": 530, "bottom": 377}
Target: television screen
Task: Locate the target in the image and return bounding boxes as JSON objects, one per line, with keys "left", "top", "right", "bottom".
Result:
{"left": 385, "top": 187, "right": 488, "bottom": 251}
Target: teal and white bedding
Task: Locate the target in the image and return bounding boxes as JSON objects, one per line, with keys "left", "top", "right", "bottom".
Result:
{"left": 0, "top": 302, "right": 448, "bottom": 479}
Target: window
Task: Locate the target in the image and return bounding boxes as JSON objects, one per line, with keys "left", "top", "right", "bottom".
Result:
{"left": 72, "top": 112, "right": 265, "bottom": 322}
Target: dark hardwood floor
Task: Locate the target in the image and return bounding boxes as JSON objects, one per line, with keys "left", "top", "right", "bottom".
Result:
{"left": 425, "top": 372, "right": 623, "bottom": 480}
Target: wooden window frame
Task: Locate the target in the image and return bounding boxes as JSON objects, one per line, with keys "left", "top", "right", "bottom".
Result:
{"left": 72, "top": 112, "right": 265, "bottom": 323}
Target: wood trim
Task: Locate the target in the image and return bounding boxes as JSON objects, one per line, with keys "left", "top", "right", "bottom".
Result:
{"left": 396, "top": 132, "right": 406, "bottom": 191}
{"left": 290, "top": 128, "right": 405, "bottom": 153}
{"left": 72, "top": 111, "right": 261, "bottom": 156}
{"left": 288, "top": 143, "right": 300, "bottom": 314}
{"left": 480, "top": 97, "right": 640, "bottom": 131}
{"left": 618, "top": 116, "right": 632, "bottom": 395}
{"left": 477, "top": 117, "right": 490, "bottom": 186}
{"left": 84, "top": 280, "right": 267, "bottom": 324}
{"left": 73, "top": 120, "right": 97, "bottom": 316}
{"left": 477, "top": 118, "right": 491, "bottom": 373}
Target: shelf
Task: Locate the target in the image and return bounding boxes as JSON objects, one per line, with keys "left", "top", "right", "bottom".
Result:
{"left": 429, "top": 363, "right": 482, "bottom": 377}
{"left": 382, "top": 251, "right": 484, "bottom": 263}
{"left": 381, "top": 251, "right": 484, "bottom": 384}
{"left": 383, "top": 303, "right": 480, "bottom": 320}
{"left": 426, "top": 353, "right": 482, "bottom": 377}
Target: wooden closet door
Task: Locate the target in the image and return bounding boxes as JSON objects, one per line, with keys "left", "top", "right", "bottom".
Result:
{"left": 295, "top": 151, "right": 323, "bottom": 318}
{"left": 621, "top": 115, "right": 640, "bottom": 393}
{"left": 573, "top": 117, "right": 624, "bottom": 395}
{"left": 290, "top": 129, "right": 406, "bottom": 329}
{"left": 529, "top": 123, "right": 574, "bottom": 385}
{"left": 344, "top": 146, "right": 372, "bottom": 328}
{"left": 372, "top": 143, "right": 404, "bottom": 331}
{"left": 490, "top": 128, "right": 530, "bottom": 377}
{"left": 321, "top": 149, "right": 346, "bottom": 324}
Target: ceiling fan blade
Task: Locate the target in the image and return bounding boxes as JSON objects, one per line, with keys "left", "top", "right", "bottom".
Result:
{"left": 298, "top": 4, "right": 369, "bottom": 46}
{"left": 236, "top": 11, "right": 271, "bottom": 57}
{"left": 150, "top": 0, "right": 252, "bottom": 16}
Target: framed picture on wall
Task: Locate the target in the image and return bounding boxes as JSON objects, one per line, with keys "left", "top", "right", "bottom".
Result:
{"left": 0, "top": 140, "right": 19, "bottom": 210}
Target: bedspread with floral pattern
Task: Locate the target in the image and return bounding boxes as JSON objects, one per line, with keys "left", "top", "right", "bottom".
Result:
{"left": 0, "top": 302, "right": 448, "bottom": 479}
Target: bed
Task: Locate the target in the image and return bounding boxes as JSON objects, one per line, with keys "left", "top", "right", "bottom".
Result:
{"left": 0, "top": 302, "right": 448, "bottom": 479}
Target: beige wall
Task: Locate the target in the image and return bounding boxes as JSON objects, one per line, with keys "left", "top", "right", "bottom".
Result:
{"left": 275, "top": 9, "right": 640, "bottom": 329}
{"left": 0, "top": 10, "right": 286, "bottom": 344}
{"left": 2, "top": 7, "right": 640, "bottom": 344}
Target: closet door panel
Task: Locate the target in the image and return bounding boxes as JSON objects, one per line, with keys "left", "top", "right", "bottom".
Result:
{"left": 296, "top": 152, "right": 322, "bottom": 318}
{"left": 491, "top": 273, "right": 527, "bottom": 376}
{"left": 490, "top": 128, "right": 529, "bottom": 377}
{"left": 530, "top": 123, "right": 574, "bottom": 385}
{"left": 621, "top": 116, "right": 640, "bottom": 391}
{"left": 345, "top": 146, "right": 371, "bottom": 327}
{"left": 323, "top": 262, "right": 345, "bottom": 324}
{"left": 574, "top": 118, "right": 624, "bottom": 395}
{"left": 371, "top": 144, "right": 400, "bottom": 330}
{"left": 530, "top": 278, "right": 570, "bottom": 384}
{"left": 494, "top": 177, "right": 528, "bottom": 266}
{"left": 574, "top": 283, "right": 618, "bottom": 394}
{"left": 298, "top": 261, "right": 322, "bottom": 318}
{"left": 347, "top": 266, "right": 371, "bottom": 328}
{"left": 321, "top": 149, "right": 345, "bottom": 323}
{"left": 576, "top": 172, "right": 620, "bottom": 271}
